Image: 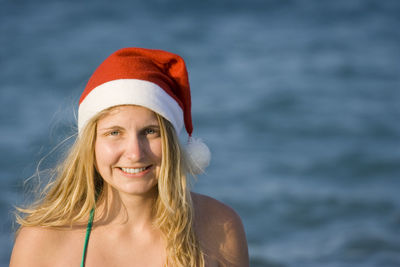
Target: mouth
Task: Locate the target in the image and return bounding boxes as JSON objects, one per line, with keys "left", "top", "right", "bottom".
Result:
{"left": 119, "top": 165, "right": 152, "bottom": 174}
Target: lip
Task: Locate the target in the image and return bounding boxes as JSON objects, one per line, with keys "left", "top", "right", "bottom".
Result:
{"left": 117, "top": 165, "right": 152, "bottom": 178}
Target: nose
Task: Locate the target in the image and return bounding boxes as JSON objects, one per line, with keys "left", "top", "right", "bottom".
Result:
{"left": 124, "top": 134, "right": 146, "bottom": 162}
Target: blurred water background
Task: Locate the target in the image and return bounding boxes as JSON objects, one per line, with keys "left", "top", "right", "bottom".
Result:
{"left": 1, "top": 0, "right": 400, "bottom": 266}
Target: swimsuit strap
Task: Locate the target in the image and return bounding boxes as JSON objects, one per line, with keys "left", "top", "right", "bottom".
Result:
{"left": 81, "top": 208, "right": 95, "bottom": 267}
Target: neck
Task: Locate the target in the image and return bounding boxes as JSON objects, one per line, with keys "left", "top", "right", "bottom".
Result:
{"left": 95, "top": 185, "right": 158, "bottom": 230}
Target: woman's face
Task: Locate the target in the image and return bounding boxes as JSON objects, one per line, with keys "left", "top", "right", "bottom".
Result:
{"left": 95, "top": 105, "right": 162, "bottom": 196}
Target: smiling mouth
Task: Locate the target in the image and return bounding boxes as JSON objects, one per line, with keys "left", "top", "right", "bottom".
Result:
{"left": 120, "top": 166, "right": 151, "bottom": 174}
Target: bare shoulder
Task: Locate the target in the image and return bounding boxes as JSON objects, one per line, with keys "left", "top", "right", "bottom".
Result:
{"left": 10, "top": 226, "right": 84, "bottom": 267}
{"left": 10, "top": 226, "right": 59, "bottom": 267}
{"left": 191, "top": 193, "right": 244, "bottom": 231}
{"left": 191, "top": 192, "right": 249, "bottom": 267}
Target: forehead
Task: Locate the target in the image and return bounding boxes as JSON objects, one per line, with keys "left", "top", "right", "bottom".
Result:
{"left": 97, "top": 105, "right": 158, "bottom": 126}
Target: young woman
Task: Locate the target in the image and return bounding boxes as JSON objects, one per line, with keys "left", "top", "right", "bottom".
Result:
{"left": 10, "top": 48, "right": 249, "bottom": 267}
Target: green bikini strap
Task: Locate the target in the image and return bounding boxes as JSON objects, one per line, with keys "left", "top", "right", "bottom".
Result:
{"left": 80, "top": 208, "right": 95, "bottom": 267}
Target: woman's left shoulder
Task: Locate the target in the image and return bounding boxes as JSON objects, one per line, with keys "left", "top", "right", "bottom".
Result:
{"left": 191, "top": 192, "right": 241, "bottom": 223}
{"left": 191, "top": 192, "right": 249, "bottom": 267}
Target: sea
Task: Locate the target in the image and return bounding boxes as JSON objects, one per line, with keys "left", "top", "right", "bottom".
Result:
{"left": 1, "top": 0, "right": 399, "bottom": 266}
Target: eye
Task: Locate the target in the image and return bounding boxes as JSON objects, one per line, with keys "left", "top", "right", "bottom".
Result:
{"left": 144, "top": 128, "right": 156, "bottom": 135}
{"left": 143, "top": 127, "right": 160, "bottom": 137}
{"left": 109, "top": 130, "right": 120, "bottom": 136}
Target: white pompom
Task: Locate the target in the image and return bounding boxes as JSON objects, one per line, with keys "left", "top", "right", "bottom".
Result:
{"left": 185, "top": 137, "right": 211, "bottom": 174}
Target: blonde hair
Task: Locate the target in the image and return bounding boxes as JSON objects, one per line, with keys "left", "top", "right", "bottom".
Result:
{"left": 15, "top": 105, "right": 205, "bottom": 266}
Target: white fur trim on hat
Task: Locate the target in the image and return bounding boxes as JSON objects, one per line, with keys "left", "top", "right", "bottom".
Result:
{"left": 78, "top": 79, "right": 184, "bottom": 133}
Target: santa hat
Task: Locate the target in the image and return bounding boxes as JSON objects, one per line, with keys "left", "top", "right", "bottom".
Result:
{"left": 78, "top": 47, "right": 210, "bottom": 174}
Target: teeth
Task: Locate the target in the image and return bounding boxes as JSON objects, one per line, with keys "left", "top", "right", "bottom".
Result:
{"left": 121, "top": 167, "right": 147, "bottom": 174}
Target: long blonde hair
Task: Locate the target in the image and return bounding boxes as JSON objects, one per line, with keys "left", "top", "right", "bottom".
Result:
{"left": 15, "top": 105, "right": 205, "bottom": 266}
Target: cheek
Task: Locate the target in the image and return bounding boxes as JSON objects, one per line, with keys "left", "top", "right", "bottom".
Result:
{"left": 95, "top": 140, "right": 119, "bottom": 167}
{"left": 150, "top": 139, "right": 163, "bottom": 163}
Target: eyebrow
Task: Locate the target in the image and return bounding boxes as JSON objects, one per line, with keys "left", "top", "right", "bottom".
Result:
{"left": 97, "top": 124, "right": 160, "bottom": 132}
{"left": 145, "top": 124, "right": 160, "bottom": 128}
{"left": 97, "top": 125, "right": 124, "bottom": 133}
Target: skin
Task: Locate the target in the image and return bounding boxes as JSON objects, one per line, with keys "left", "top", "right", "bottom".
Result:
{"left": 95, "top": 105, "right": 162, "bottom": 199}
{"left": 10, "top": 105, "right": 249, "bottom": 267}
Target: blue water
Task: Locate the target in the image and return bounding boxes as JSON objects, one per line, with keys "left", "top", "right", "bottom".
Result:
{"left": 1, "top": 0, "right": 400, "bottom": 266}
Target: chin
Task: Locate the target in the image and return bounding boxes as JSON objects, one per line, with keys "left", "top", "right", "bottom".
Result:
{"left": 112, "top": 182, "right": 158, "bottom": 197}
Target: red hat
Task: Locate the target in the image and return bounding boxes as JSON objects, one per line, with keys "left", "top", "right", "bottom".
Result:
{"left": 78, "top": 47, "right": 210, "bottom": 173}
